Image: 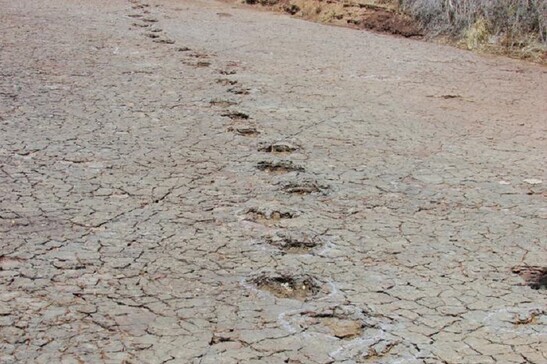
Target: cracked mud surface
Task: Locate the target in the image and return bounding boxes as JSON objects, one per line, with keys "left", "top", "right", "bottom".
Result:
{"left": 0, "top": 0, "right": 546, "bottom": 363}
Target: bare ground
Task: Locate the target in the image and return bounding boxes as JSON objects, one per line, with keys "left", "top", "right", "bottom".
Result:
{"left": 0, "top": 0, "right": 546, "bottom": 363}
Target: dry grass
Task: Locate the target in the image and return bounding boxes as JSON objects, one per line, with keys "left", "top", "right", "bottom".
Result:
{"left": 398, "top": 0, "right": 546, "bottom": 51}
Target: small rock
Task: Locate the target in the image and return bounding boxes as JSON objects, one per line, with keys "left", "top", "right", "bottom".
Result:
{"left": 324, "top": 319, "right": 362, "bottom": 339}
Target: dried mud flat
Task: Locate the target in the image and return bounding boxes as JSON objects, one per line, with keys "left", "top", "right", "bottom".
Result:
{"left": 0, "top": 0, "right": 546, "bottom": 363}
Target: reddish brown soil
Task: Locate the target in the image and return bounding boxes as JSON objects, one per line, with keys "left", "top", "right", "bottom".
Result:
{"left": 231, "top": 0, "right": 422, "bottom": 38}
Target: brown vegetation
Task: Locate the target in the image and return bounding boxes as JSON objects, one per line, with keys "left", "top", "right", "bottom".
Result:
{"left": 400, "top": 0, "right": 546, "bottom": 60}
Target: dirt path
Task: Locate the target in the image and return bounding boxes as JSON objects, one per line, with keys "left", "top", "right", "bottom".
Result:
{"left": 1, "top": 0, "right": 546, "bottom": 363}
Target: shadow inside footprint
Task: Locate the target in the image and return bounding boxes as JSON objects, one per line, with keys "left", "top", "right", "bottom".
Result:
{"left": 245, "top": 208, "right": 296, "bottom": 225}
{"left": 221, "top": 111, "right": 249, "bottom": 120}
{"left": 153, "top": 38, "right": 175, "bottom": 44}
{"left": 210, "top": 99, "right": 238, "bottom": 107}
{"left": 216, "top": 78, "right": 238, "bottom": 86}
{"left": 256, "top": 161, "right": 304, "bottom": 174}
{"left": 265, "top": 232, "right": 321, "bottom": 254}
{"left": 281, "top": 180, "right": 327, "bottom": 195}
{"left": 258, "top": 141, "right": 299, "bottom": 154}
{"left": 252, "top": 273, "right": 322, "bottom": 300}
{"left": 219, "top": 69, "right": 237, "bottom": 75}
{"left": 227, "top": 126, "right": 260, "bottom": 136}
{"left": 228, "top": 86, "right": 250, "bottom": 95}
{"left": 512, "top": 266, "right": 547, "bottom": 290}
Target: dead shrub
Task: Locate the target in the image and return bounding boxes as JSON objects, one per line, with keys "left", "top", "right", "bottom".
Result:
{"left": 399, "top": 0, "right": 546, "bottom": 48}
